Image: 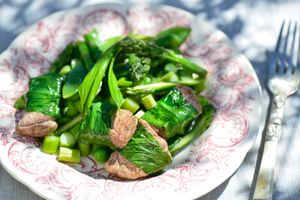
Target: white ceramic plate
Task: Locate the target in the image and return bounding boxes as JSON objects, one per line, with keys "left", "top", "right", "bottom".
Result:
{"left": 0, "top": 3, "right": 263, "bottom": 200}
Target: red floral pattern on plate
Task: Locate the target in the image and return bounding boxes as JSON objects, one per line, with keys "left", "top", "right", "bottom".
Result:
{"left": 0, "top": 4, "right": 262, "bottom": 200}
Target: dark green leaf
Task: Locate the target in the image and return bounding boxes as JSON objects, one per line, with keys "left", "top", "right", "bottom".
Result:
{"left": 153, "top": 27, "right": 191, "bottom": 49}
{"left": 84, "top": 29, "right": 102, "bottom": 62}
{"left": 78, "top": 47, "right": 116, "bottom": 114}
{"left": 62, "top": 59, "right": 87, "bottom": 99}
{"left": 78, "top": 102, "right": 115, "bottom": 148}
{"left": 25, "top": 73, "right": 64, "bottom": 118}
{"left": 50, "top": 43, "right": 75, "bottom": 73}
{"left": 168, "top": 95, "right": 215, "bottom": 155}
{"left": 120, "top": 123, "right": 172, "bottom": 174}
{"left": 77, "top": 41, "right": 94, "bottom": 71}
{"left": 142, "top": 87, "right": 199, "bottom": 139}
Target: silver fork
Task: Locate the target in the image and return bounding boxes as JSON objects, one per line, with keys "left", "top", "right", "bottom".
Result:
{"left": 253, "top": 21, "right": 300, "bottom": 200}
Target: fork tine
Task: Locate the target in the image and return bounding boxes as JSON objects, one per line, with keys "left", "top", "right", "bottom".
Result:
{"left": 269, "top": 21, "right": 285, "bottom": 74}
{"left": 287, "top": 22, "right": 298, "bottom": 74}
{"left": 279, "top": 20, "right": 291, "bottom": 73}
{"left": 297, "top": 22, "right": 300, "bottom": 72}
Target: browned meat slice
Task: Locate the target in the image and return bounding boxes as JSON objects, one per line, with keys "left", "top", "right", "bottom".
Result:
{"left": 176, "top": 85, "right": 202, "bottom": 113}
{"left": 139, "top": 119, "right": 171, "bottom": 157}
{"left": 16, "top": 112, "right": 57, "bottom": 137}
{"left": 105, "top": 151, "right": 147, "bottom": 179}
{"left": 105, "top": 119, "right": 171, "bottom": 179}
{"left": 109, "top": 109, "right": 138, "bottom": 148}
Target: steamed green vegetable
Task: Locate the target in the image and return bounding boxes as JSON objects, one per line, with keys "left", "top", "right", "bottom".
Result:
{"left": 168, "top": 95, "right": 215, "bottom": 155}
{"left": 25, "top": 73, "right": 64, "bottom": 118}
{"left": 153, "top": 27, "right": 191, "bottom": 49}
{"left": 78, "top": 102, "right": 115, "bottom": 148}
{"left": 142, "top": 87, "right": 199, "bottom": 139}
{"left": 63, "top": 59, "right": 88, "bottom": 99}
{"left": 16, "top": 26, "right": 215, "bottom": 179}
{"left": 119, "top": 123, "right": 172, "bottom": 174}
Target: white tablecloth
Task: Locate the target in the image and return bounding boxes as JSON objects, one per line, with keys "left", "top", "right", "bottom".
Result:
{"left": 1, "top": 0, "right": 300, "bottom": 199}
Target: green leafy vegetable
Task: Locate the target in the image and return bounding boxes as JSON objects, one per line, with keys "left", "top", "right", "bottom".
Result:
{"left": 168, "top": 95, "right": 215, "bottom": 155}
{"left": 108, "top": 57, "right": 124, "bottom": 108}
{"left": 142, "top": 87, "right": 199, "bottom": 139}
{"left": 78, "top": 102, "right": 116, "bottom": 148}
{"left": 78, "top": 46, "right": 116, "bottom": 114}
{"left": 77, "top": 41, "right": 94, "bottom": 71}
{"left": 120, "top": 123, "right": 172, "bottom": 174}
{"left": 62, "top": 59, "right": 88, "bottom": 99}
{"left": 153, "top": 27, "right": 191, "bottom": 49}
{"left": 84, "top": 29, "right": 102, "bottom": 62}
{"left": 25, "top": 73, "right": 64, "bottom": 118}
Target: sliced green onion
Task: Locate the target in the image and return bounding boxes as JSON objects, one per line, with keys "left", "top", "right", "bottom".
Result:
{"left": 14, "top": 96, "right": 26, "bottom": 110}
{"left": 141, "top": 94, "right": 157, "bottom": 110}
{"left": 117, "top": 77, "right": 132, "bottom": 87}
{"left": 161, "top": 71, "right": 179, "bottom": 82}
{"left": 135, "top": 110, "right": 145, "bottom": 119}
{"left": 121, "top": 97, "right": 140, "bottom": 113}
{"left": 57, "top": 147, "right": 81, "bottom": 163}
{"left": 59, "top": 65, "right": 72, "bottom": 76}
{"left": 93, "top": 147, "right": 109, "bottom": 163}
{"left": 42, "top": 135, "right": 60, "bottom": 154}
{"left": 79, "top": 143, "right": 90, "bottom": 157}
{"left": 60, "top": 132, "right": 76, "bottom": 148}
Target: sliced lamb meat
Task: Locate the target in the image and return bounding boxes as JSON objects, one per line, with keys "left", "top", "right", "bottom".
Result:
{"left": 105, "top": 151, "right": 147, "bottom": 180}
{"left": 109, "top": 109, "right": 138, "bottom": 148}
{"left": 16, "top": 112, "right": 57, "bottom": 137}
{"left": 176, "top": 85, "right": 202, "bottom": 113}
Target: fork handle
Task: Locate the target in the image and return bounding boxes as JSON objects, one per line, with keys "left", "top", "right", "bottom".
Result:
{"left": 253, "top": 95, "right": 286, "bottom": 200}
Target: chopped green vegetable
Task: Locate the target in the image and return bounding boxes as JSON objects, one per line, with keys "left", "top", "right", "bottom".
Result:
{"left": 78, "top": 143, "right": 90, "bottom": 156}
{"left": 120, "top": 123, "right": 172, "bottom": 174}
{"left": 60, "top": 132, "right": 76, "bottom": 148}
{"left": 59, "top": 65, "right": 72, "bottom": 76}
{"left": 42, "top": 135, "right": 60, "bottom": 154}
{"left": 135, "top": 110, "right": 145, "bottom": 119}
{"left": 25, "top": 73, "right": 64, "bottom": 118}
{"left": 141, "top": 94, "right": 157, "bottom": 110}
{"left": 14, "top": 96, "right": 25, "bottom": 110}
{"left": 161, "top": 71, "right": 179, "bottom": 82}
{"left": 57, "top": 147, "right": 81, "bottom": 163}
{"left": 93, "top": 147, "right": 110, "bottom": 163}
{"left": 126, "top": 82, "right": 176, "bottom": 95}
{"left": 121, "top": 97, "right": 140, "bottom": 113}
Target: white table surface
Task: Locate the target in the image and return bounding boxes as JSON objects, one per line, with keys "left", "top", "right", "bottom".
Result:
{"left": 1, "top": 0, "right": 300, "bottom": 199}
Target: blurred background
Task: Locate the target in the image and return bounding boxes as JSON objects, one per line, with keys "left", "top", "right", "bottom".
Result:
{"left": 1, "top": 0, "right": 300, "bottom": 199}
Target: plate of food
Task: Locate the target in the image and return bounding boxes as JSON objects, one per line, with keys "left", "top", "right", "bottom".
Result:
{"left": 0, "top": 3, "right": 263, "bottom": 200}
